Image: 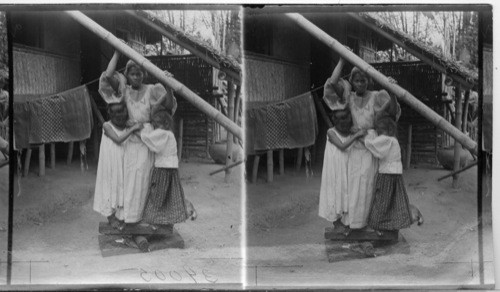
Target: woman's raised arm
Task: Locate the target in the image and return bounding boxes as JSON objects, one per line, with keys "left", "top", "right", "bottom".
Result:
{"left": 323, "top": 58, "right": 350, "bottom": 110}
{"left": 104, "top": 50, "right": 121, "bottom": 93}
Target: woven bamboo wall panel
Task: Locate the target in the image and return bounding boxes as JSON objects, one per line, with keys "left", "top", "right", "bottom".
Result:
{"left": 14, "top": 48, "right": 81, "bottom": 97}
{"left": 244, "top": 55, "right": 310, "bottom": 103}
{"left": 373, "top": 61, "right": 443, "bottom": 164}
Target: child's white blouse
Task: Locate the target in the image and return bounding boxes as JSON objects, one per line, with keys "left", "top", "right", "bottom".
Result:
{"left": 364, "top": 129, "right": 402, "bottom": 174}
{"left": 140, "top": 124, "right": 179, "bottom": 168}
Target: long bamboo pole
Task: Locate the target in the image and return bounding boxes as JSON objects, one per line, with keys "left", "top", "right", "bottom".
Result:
{"left": 126, "top": 10, "right": 241, "bottom": 84}
{"left": 225, "top": 81, "right": 235, "bottom": 181}
{"left": 453, "top": 85, "right": 463, "bottom": 188}
{"left": 285, "top": 13, "right": 477, "bottom": 156}
{"left": 66, "top": 11, "right": 242, "bottom": 141}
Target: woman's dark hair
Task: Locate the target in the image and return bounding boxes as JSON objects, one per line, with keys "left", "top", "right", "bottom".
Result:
{"left": 348, "top": 67, "right": 374, "bottom": 88}
{"left": 124, "top": 60, "right": 148, "bottom": 78}
{"left": 375, "top": 116, "right": 397, "bottom": 137}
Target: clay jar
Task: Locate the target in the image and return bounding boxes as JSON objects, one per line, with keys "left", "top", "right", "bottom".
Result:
{"left": 437, "top": 146, "right": 472, "bottom": 170}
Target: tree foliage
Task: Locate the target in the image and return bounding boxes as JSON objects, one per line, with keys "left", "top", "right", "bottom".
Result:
{"left": 144, "top": 10, "right": 241, "bottom": 61}
{"left": 374, "top": 11, "right": 478, "bottom": 71}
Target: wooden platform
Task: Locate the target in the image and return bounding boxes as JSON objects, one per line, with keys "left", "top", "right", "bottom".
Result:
{"left": 325, "top": 235, "right": 410, "bottom": 262}
{"left": 324, "top": 226, "right": 399, "bottom": 241}
{"left": 98, "top": 230, "right": 185, "bottom": 257}
{"left": 326, "top": 241, "right": 377, "bottom": 262}
{"left": 99, "top": 222, "right": 173, "bottom": 235}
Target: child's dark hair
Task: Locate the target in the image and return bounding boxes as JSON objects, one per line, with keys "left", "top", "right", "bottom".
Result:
{"left": 330, "top": 108, "right": 351, "bottom": 125}
{"left": 152, "top": 110, "right": 174, "bottom": 130}
{"left": 375, "top": 116, "right": 397, "bottom": 137}
{"left": 107, "top": 101, "right": 127, "bottom": 117}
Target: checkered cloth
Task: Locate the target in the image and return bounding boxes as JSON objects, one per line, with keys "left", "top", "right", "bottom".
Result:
{"left": 246, "top": 92, "right": 318, "bottom": 154}
{"left": 29, "top": 96, "right": 65, "bottom": 143}
{"left": 14, "top": 85, "right": 93, "bottom": 148}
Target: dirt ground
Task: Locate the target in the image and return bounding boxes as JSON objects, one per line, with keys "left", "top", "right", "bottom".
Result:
{"left": 246, "top": 162, "right": 494, "bottom": 288}
{"left": 1, "top": 156, "right": 242, "bottom": 287}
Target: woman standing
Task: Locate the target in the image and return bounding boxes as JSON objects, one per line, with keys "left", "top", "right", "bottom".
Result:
{"left": 99, "top": 49, "right": 177, "bottom": 224}
{"left": 323, "top": 58, "right": 400, "bottom": 231}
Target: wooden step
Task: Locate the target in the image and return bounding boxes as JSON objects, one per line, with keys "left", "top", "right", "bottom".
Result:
{"left": 324, "top": 226, "right": 398, "bottom": 241}
{"left": 99, "top": 222, "right": 173, "bottom": 235}
{"left": 98, "top": 230, "right": 184, "bottom": 257}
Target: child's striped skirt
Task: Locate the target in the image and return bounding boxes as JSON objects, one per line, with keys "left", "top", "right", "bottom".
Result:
{"left": 142, "top": 168, "right": 188, "bottom": 225}
{"left": 367, "top": 173, "right": 412, "bottom": 231}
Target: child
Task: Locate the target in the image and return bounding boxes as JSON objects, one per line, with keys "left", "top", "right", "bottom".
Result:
{"left": 318, "top": 108, "right": 366, "bottom": 229}
{"left": 93, "top": 102, "right": 142, "bottom": 230}
{"left": 138, "top": 110, "right": 190, "bottom": 251}
{"left": 364, "top": 116, "right": 412, "bottom": 234}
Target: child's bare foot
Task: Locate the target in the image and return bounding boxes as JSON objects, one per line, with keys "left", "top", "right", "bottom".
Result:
{"left": 134, "top": 236, "right": 150, "bottom": 252}
{"left": 375, "top": 230, "right": 384, "bottom": 237}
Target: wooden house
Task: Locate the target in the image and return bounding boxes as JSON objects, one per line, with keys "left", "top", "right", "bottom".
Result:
{"left": 244, "top": 10, "right": 480, "bottom": 180}
{"left": 11, "top": 10, "right": 237, "bottom": 175}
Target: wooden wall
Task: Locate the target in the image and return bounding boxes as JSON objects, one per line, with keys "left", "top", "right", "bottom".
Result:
{"left": 13, "top": 46, "right": 81, "bottom": 99}
{"left": 372, "top": 61, "right": 444, "bottom": 165}
{"left": 244, "top": 53, "right": 310, "bottom": 104}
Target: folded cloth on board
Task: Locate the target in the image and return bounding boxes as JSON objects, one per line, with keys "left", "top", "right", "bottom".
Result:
{"left": 246, "top": 92, "right": 318, "bottom": 154}
{"left": 14, "top": 85, "right": 93, "bottom": 148}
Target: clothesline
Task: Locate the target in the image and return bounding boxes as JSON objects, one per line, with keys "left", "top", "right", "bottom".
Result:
{"left": 248, "top": 86, "right": 324, "bottom": 110}
{"left": 71, "top": 66, "right": 126, "bottom": 93}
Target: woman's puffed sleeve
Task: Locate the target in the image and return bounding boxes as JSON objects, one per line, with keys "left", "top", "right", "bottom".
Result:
{"left": 323, "top": 78, "right": 351, "bottom": 111}
{"left": 373, "top": 90, "right": 401, "bottom": 121}
{"left": 98, "top": 71, "right": 127, "bottom": 104}
{"left": 150, "top": 83, "right": 177, "bottom": 116}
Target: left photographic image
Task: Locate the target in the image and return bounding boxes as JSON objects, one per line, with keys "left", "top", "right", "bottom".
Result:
{"left": 8, "top": 8, "right": 242, "bottom": 286}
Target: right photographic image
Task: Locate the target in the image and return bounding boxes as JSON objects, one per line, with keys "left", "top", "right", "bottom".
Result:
{"left": 243, "top": 5, "right": 493, "bottom": 288}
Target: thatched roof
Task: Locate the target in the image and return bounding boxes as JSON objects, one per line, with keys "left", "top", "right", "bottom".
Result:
{"left": 355, "top": 12, "right": 478, "bottom": 87}
{"left": 134, "top": 10, "right": 241, "bottom": 80}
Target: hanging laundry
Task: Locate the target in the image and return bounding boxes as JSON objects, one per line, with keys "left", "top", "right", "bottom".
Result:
{"left": 13, "top": 85, "right": 93, "bottom": 148}
{"left": 246, "top": 92, "right": 318, "bottom": 154}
